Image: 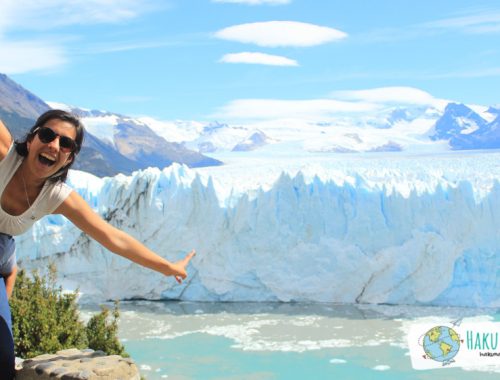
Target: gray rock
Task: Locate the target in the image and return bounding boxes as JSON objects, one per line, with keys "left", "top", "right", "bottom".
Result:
{"left": 15, "top": 348, "right": 141, "bottom": 380}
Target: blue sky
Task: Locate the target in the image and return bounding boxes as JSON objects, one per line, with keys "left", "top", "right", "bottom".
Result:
{"left": 1, "top": 0, "right": 499, "bottom": 122}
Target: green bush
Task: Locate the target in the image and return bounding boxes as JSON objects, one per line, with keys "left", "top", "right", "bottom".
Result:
{"left": 86, "top": 301, "right": 128, "bottom": 357}
{"left": 10, "top": 265, "right": 128, "bottom": 358}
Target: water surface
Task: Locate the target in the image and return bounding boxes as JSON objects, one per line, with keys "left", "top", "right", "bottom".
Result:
{"left": 82, "top": 301, "right": 500, "bottom": 379}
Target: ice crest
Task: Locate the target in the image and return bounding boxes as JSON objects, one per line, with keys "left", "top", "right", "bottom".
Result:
{"left": 17, "top": 152, "right": 500, "bottom": 307}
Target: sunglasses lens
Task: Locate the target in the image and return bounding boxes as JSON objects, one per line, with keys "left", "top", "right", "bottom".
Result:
{"left": 37, "top": 127, "right": 57, "bottom": 143}
{"left": 37, "top": 127, "right": 76, "bottom": 153}
{"left": 59, "top": 137, "right": 76, "bottom": 152}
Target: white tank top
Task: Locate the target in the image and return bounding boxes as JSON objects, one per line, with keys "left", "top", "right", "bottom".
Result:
{"left": 0, "top": 143, "right": 73, "bottom": 236}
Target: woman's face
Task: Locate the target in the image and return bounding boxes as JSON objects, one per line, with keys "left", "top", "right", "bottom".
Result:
{"left": 26, "top": 118, "right": 77, "bottom": 180}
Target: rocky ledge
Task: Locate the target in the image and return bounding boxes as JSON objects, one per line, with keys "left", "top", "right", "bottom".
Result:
{"left": 15, "top": 348, "right": 140, "bottom": 380}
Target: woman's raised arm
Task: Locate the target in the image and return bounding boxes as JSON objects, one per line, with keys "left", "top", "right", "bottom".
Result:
{"left": 0, "top": 119, "right": 13, "bottom": 160}
{"left": 54, "top": 190, "right": 195, "bottom": 283}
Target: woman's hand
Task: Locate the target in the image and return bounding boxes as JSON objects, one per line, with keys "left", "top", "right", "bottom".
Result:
{"left": 170, "top": 249, "right": 196, "bottom": 284}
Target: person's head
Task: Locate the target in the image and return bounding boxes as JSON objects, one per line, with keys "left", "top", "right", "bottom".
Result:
{"left": 15, "top": 109, "right": 85, "bottom": 183}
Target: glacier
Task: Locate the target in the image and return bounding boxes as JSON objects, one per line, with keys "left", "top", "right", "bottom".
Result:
{"left": 16, "top": 150, "right": 500, "bottom": 308}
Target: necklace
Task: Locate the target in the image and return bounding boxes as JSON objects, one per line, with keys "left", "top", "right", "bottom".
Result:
{"left": 20, "top": 169, "right": 36, "bottom": 220}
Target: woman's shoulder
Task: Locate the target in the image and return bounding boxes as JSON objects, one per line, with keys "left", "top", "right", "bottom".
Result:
{"left": 42, "top": 180, "right": 74, "bottom": 217}
{"left": 45, "top": 179, "right": 73, "bottom": 204}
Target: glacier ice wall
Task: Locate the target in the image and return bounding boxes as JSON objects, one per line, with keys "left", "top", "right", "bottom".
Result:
{"left": 16, "top": 161, "right": 500, "bottom": 307}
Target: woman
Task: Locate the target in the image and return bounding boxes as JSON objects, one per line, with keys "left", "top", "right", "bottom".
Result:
{"left": 0, "top": 110, "right": 195, "bottom": 376}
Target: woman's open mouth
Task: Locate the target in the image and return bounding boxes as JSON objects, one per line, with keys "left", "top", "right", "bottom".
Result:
{"left": 38, "top": 152, "right": 56, "bottom": 167}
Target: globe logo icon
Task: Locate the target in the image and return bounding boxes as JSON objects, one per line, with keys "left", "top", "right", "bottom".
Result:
{"left": 421, "top": 326, "right": 461, "bottom": 365}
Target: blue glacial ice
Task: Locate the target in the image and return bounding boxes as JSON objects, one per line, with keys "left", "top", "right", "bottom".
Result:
{"left": 16, "top": 151, "right": 500, "bottom": 307}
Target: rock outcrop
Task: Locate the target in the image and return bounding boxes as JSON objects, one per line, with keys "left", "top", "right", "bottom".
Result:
{"left": 15, "top": 348, "right": 140, "bottom": 380}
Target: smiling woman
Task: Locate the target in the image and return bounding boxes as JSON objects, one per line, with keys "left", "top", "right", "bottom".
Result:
{"left": 14, "top": 110, "right": 84, "bottom": 184}
{"left": 0, "top": 110, "right": 196, "bottom": 378}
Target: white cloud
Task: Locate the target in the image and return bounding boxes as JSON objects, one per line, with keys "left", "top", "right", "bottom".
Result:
{"left": 84, "top": 39, "right": 181, "bottom": 54}
{"left": 421, "top": 10, "right": 500, "bottom": 34}
{"left": 211, "top": 87, "right": 450, "bottom": 122}
{"left": 215, "top": 21, "right": 347, "bottom": 47}
{"left": 0, "top": 0, "right": 162, "bottom": 74}
{"left": 331, "top": 87, "right": 441, "bottom": 106}
{"left": 0, "top": 38, "right": 66, "bottom": 74}
{"left": 426, "top": 67, "right": 500, "bottom": 79}
{"left": 213, "top": 0, "right": 290, "bottom": 4}
{"left": 0, "top": 0, "right": 160, "bottom": 32}
{"left": 212, "top": 98, "right": 378, "bottom": 121}
{"left": 220, "top": 52, "right": 298, "bottom": 66}
{"left": 358, "top": 10, "right": 500, "bottom": 44}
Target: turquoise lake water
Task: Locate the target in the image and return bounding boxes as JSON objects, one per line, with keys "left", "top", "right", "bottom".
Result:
{"left": 82, "top": 301, "right": 500, "bottom": 380}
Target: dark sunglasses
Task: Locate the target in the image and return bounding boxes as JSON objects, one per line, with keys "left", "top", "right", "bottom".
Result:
{"left": 34, "top": 127, "right": 77, "bottom": 153}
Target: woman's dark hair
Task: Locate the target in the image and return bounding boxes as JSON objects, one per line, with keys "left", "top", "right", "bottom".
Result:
{"left": 15, "top": 109, "right": 85, "bottom": 183}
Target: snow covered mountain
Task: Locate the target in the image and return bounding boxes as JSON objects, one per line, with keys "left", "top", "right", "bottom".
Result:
{"left": 52, "top": 104, "right": 222, "bottom": 175}
{"left": 3, "top": 73, "right": 500, "bottom": 165}
{"left": 0, "top": 74, "right": 221, "bottom": 177}
{"left": 142, "top": 119, "right": 276, "bottom": 153}
{"left": 144, "top": 108, "right": 445, "bottom": 154}
{"left": 16, "top": 151, "right": 500, "bottom": 308}
{"left": 431, "top": 103, "right": 500, "bottom": 150}
{"left": 137, "top": 102, "right": 500, "bottom": 155}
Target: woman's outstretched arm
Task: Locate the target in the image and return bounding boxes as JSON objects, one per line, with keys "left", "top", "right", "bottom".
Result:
{"left": 0, "top": 120, "right": 13, "bottom": 160}
{"left": 55, "top": 190, "right": 195, "bottom": 283}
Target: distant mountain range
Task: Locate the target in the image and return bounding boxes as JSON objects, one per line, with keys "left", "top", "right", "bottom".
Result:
{"left": 0, "top": 74, "right": 221, "bottom": 177}
{"left": 2, "top": 72, "right": 500, "bottom": 178}
{"left": 431, "top": 102, "right": 500, "bottom": 149}
{"left": 141, "top": 101, "right": 500, "bottom": 155}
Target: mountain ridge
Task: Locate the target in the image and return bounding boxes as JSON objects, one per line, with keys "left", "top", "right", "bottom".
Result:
{"left": 3, "top": 73, "right": 500, "bottom": 167}
{"left": 0, "top": 74, "right": 222, "bottom": 177}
